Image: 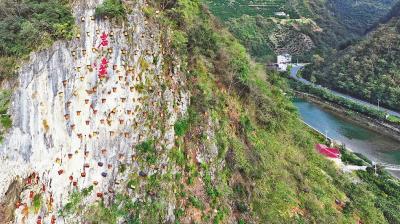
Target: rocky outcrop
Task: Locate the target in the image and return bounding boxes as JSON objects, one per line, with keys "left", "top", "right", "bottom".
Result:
{"left": 0, "top": 0, "right": 189, "bottom": 223}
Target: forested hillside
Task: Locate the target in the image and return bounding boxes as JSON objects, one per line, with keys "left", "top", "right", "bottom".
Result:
{"left": 204, "top": 0, "right": 396, "bottom": 61}
{"left": 328, "top": 0, "right": 397, "bottom": 35}
{"left": 366, "top": 0, "right": 400, "bottom": 32}
{"left": 305, "top": 10, "right": 400, "bottom": 111}
{"left": 0, "top": 0, "right": 74, "bottom": 79}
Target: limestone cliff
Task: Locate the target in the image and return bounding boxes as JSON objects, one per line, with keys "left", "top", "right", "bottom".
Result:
{"left": 0, "top": 0, "right": 189, "bottom": 223}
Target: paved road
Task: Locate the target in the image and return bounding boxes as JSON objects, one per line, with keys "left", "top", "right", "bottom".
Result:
{"left": 290, "top": 65, "right": 400, "bottom": 117}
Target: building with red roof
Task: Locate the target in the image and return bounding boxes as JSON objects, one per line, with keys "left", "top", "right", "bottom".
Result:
{"left": 315, "top": 144, "right": 341, "bottom": 159}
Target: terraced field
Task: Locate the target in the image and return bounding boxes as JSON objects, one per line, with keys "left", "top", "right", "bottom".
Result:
{"left": 204, "top": 0, "right": 289, "bottom": 20}
{"left": 205, "top": 0, "right": 396, "bottom": 61}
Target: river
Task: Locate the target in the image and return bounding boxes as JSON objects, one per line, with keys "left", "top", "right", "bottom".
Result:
{"left": 293, "top": 97, "right": 400, "bottom": 176}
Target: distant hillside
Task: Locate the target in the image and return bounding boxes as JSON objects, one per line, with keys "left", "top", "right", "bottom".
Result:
{"left": 205, "top": 0, "right": 396, "bottom": 61}
{"left": 204, "top": 0, "right": 311, "bottom": 20}
{"left": 366, "top": 0, "right": 400, "bottom": 33}
{"left": 305, "top": 15, "right": 400, "bottom": 110}
{"left": 328, "top": 0, "right": 398, "bottom": 34}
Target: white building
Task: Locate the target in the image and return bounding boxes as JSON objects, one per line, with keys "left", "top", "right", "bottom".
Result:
{"left": 277, "top": 54, "right": 292, "bottom": 72}
{"left": 274, "top": 12, "right": 287, "bottom": 17}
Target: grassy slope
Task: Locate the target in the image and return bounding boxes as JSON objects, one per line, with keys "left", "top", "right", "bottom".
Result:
{"left": 305, "top": 15, "right": 400, "bottom": 111}
{"left": 166, "top": 1, "right": 400, "bottom": 223}
{"left": 58, "top": 0, "right": 399, "bottom": 223}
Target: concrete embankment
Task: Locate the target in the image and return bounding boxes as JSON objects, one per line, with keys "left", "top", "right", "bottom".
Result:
{"left": 295, "top": 91, "right": 400, "bottom": 142}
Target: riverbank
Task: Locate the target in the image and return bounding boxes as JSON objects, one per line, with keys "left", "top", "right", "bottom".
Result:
{"left": 289, "top": 65, "right": 400, "bottom": 118}
{"left": 295, "top": 91, "right": 400, "bottom": 142}
{"left": 293, "top": 96, "right": 400, "bottom": 178}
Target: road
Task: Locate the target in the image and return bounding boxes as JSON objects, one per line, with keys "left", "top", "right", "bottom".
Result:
{"left": 290, "top": 65, "right": 400, "bottom": 117}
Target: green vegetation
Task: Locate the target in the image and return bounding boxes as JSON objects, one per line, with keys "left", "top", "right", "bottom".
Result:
{"left": 0, "top": 90, "right": 12, "bottom": 141}
{"left": 136, "top": 140, "right": 157, "bottom": 164}
{"left": 205, "top": 0, "right": 310, "bottom": 20}
{"left": 339, "top": 146, "right": 368, "bottom": 166}
{"left": 139, "top": 57, "right": 150, "bottom": 70}
{"left": 65, "top": 192, "right": 139, "bottom": 223}
{"left": 73, "top": 176, "right": 172, "bottom": 223}
{"left": 225, "top": 15, "right": 276, "bottom": 61}
{"left": 174, "top": 118, "right": 189, "bottom": 136}
{"left": 95, "top": 0, "right": 126, "bottom": 20}
{"left": 329, "top": 0, "right": 398, "bottom": 35}
{"left": 0, "top": 90, "right": 11, "bottom": 117}
{"left": 32, "top": 193, "right": 42, "bottom": 213}
{"left": 388, "top": 115, "right": 400, "bottom": 123}
{"left": 356, "top": 169, "right": 400, "bottom": 224}
{"left": 305, "top": 15, "right": 400, "bottom": 111}
{"left": 338, "top": 147, "right": 400, "bottom": 224}
{"left": 189, "top": 195, "right": 205, "bottom": 210}
{"left": 0, "top": 115, "right": 12, "bottom": 129}
{"left": 290, "top": 80, "right": 400, "bottom": 125}
{"left": 134, "top": 83, "right": 146, "bottom": 93}
{"left": 60, "top": 186, "right": 94, "bottom": 216}
{"left": 169, "top": 147, "right": 186, "bottom": 166}
{"left": 0, "top": 0, "right": 74, "bottom": 79}
{"left": 205, "top": 0, "right": 395, "bottom": 61}
{"left": 136, "top": 140, "right": 155, "bottom": 153}
{"left": 84, "top": 201, "right": 119, "bottom": 224}
{"left": 370, "top": 0, "right": 400, "bottom": 31}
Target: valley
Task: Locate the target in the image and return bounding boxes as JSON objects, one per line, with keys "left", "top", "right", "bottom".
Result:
{"left": 205, "top": 0, "right": 397, "bottom": 61}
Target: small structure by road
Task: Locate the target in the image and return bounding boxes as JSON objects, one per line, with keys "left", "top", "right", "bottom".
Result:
{"left": 274, "top": 12, "right": 288, "bottom": 17}
{"left": 315, "top": 144, "right": 340, "bottom": 159}
{"left": 277, "top": 54, "right": 292, "bottom": 71}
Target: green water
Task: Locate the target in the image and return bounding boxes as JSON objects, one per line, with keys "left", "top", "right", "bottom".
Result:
{"left": 293, "top": 98, "right": 400, "bottom": 166}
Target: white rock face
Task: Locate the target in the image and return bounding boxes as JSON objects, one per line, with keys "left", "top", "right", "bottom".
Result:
{"left": 0, "top": 0, "right": 189, "bottom": 223}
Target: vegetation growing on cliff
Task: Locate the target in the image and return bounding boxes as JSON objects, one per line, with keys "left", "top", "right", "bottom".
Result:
{"left": 0, "top": 0, "right": 74, "bottom": 79}
{"left": 0, "top": 90, "right": 12, "bottom": 141}
{"left": 95, "top": 0, "right": 126, "bottom": 20}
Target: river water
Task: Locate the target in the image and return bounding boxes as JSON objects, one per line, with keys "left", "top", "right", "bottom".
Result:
{"left": 293, "top": 98, "right": 400, "bottom": 175}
